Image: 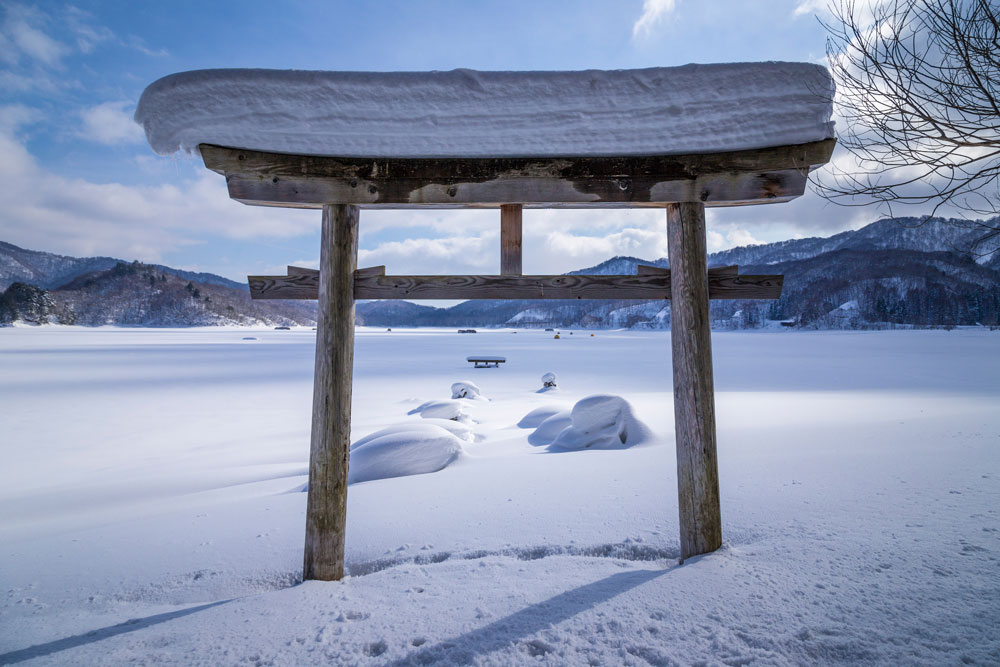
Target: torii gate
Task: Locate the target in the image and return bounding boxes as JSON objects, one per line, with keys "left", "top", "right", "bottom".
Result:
{"left": 136, "top": 64, "right": 836, "bottom": 581}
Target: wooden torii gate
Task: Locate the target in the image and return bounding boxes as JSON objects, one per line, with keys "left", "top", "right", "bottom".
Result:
{"left": 196, "top": 138, "right": 834, "bottom": 580}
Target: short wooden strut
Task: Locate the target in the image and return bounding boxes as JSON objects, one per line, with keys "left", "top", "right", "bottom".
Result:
{"left": 303, "top": 203, "right": 358, "bottom": 581}
{"left": 667, "top": 202, "right": 722, "bottom": 562}
{"left": 500, "top": 204, "right": 523, "bottom": 275}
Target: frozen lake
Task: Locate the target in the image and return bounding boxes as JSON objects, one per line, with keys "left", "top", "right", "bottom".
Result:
{"left": 1, "top": 327, "right": 998, "bottom": 665}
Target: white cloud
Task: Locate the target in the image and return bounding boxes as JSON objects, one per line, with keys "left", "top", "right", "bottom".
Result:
{"left": 127, "top": 34, "right": 168, "bottom": 57}
{"left": 355, "top": 210, "right": 668, "bottom": 275}
{"left": 64, "top": 6, "right": 114, "bottom": 53}
{"left": 0, "top": 110, "right": 315, "bottom": 266}
{"left": 793, "top": 0, "right": 827, "bottom": 17}
{"left": 1, "top": 4, "right": 69, "bottom": 66}
{"left": 706, "top": 229, "right": 726, "bottom": 253}
{"left": 725, "top": 228, "right": 761, "bottom": 247}
{"left": 80, "top": 101, "right": 144, "bottom": 144}
{"left": 632, "top": 0, "right": 677, "bottom": 38}
{"left": 359, "top": 233, "right": 497, "bottom": 275}
{"left": 0, "top": 103, "right": 39, "bottom": 133}
{"left": 543, "top": 226, "right": 664, "bottom": 264}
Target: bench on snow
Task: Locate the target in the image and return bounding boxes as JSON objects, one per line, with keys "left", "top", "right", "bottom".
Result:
{"left": 467, "top": 356, "right": 506, "bottom": 368}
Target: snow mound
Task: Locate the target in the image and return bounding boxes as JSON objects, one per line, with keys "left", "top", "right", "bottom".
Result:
{"left": 517, "top": 405, "right": 566, "bottom": 429}
{"left": 451, "top": 381, "right": 484, "bottom": 400}
{"left": 407, "top": 399, "right": 469, "bottom": 422}
{"left": 527, "top": 410, "right": 573, "bottom": 446}
{"left": 544, "top": 395, "right": 652, "bottom": 450}
{"left": 349, "top": 424, "right": 464, "bottom": 484}
{"left": 538, "top": 372, "right": 558, "bottom": 393}
{"left": 135, "top": 64, "right": 834, "bottom": 158}
{"left": 418, "top": 418, "right": 477, "bottom": 442}
{"left": 352, "top": 419, "right": 475, "bottom": 450}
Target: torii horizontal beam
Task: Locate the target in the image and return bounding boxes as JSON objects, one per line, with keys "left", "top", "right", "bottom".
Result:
{"left": 200, "top": 139, "right": 835, "bottom": 208}
{"left": 247, "top": 267, "right": 783, "bottom": 301}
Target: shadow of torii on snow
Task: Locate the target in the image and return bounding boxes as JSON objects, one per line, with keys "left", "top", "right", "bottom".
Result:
{"left": 381, "top": 566, "right": 672, "bottom": 666}
{"left": 0, "top": 600, "right": 232, "bottom": 665}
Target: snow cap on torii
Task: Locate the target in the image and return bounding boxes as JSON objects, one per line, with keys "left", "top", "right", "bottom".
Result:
{"left": 135, "top": 63, "right": 834, "bottom": 160}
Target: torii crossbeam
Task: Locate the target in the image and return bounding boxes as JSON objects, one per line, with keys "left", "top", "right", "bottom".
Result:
{"left": 136, "top": 63, "right": 836, "bottom": 580}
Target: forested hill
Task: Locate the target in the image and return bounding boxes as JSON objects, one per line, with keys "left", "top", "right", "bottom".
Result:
{"left": 3, "top": 216, "right": 998, "bottom": 328}
{"left": 0, "top": 246, "right": 316, "bottom": 327}
{"left": 355, "top": 216, "right": 1000, "bottom": 330}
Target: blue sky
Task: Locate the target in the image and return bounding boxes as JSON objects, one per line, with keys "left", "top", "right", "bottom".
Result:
{"left": 0, "top": 0, "right": 875, "bottom": 280}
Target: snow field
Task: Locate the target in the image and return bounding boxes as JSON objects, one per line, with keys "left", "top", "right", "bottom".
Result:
{"left": 0, "top": 326, "right": 998, "bottom": 665}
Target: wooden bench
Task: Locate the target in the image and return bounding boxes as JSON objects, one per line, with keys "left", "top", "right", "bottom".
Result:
{"left": 467, "top": 356, "right": 506, "bottom": 368}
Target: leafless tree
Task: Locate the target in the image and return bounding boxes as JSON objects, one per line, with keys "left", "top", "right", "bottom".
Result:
{"left": 816, "top": 0, "right": 1000, "bottom": 254}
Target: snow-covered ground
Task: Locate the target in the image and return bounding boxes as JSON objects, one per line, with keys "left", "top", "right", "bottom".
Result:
{"left": 1, "top": 327, "right": 997, "bottom": 666}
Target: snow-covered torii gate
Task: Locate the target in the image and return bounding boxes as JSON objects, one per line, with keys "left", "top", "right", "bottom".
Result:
{"left": 136, "top": 63, "right": 835, "bottom": 580}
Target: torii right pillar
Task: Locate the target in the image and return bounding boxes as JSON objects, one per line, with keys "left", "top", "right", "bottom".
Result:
{"left": 667, "top": 202, "right": 722, "bottom": 562}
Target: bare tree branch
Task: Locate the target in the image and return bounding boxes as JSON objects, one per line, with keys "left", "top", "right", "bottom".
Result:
{"left": 815, "top": 0, "right": 1000, "bottom": 253}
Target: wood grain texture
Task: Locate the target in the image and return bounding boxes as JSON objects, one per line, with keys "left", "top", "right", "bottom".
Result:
{"left": 667, "top": 202, "right": 723, "bottom": 562}
{"left": 636, "top": 264, "right": 738, "bottom": 276}
{"left": 289, "top": 265, "right": 383, "bottom": 277}
{"left": 500, "top": 204, "right": 523, "bottom": 275}
{"left": 247, "top": 273, "right": 783, "bottom": 301}
{"left": 303, "top": 204, "right": 359, "bottom": 582}
{"left": 199, "top": 139, "right": 835, "bottom": 208}
{"left": 288, "top": 265, "right": 318, "bottom": 276}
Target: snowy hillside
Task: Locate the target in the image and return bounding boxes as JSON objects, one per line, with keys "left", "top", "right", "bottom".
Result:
{"left": 710, "top": 216, "right": 998, "bottom": 267}
{"left": 0, "top": 245, "right": 317, "bottom": 327}
{"left": 0, "top": 327, "right": 997, "bottom": 664}
{"left": 5, "top": 215, "right": 998, "bottom": 330}
{"left": 357, "top": 216, "right": 1000, "bottom": 329}
{"left": 0, "top": 240, "right": 120, "bottom": 291}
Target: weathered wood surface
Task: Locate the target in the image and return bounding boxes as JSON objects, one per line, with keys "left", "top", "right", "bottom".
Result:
{"left": 667, "top": 202, "right": 722, "bottom": 562}
{"left": 636, "top": 264, "right": 738, "bottom": 276}
{"left": 287, "top": 265, "right": 318, "bottom": 276}
{"left": 288, "top": 265, "right": 384, "bottom": 277}
{"left": 200, "top": 139, "right": 835, "bottom": 208}
{"left": 303, "top": 204, "right": 359, "bottom": 582}
{"left": 500, "top": 204, "right": 523, "bottom": 275}
{"left": 247, "top": 272, "right": 783, "bottom": 301}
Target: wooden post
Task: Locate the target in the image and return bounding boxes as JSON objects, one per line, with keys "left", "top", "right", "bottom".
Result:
{"left": 303, "top": 203, "right": 359, "bottom": 581}
{"left": 667, "top": 202, "right": 722, "bottom": 562}
{"left": 500, "top": 204, "right": 523, "bottom": 275}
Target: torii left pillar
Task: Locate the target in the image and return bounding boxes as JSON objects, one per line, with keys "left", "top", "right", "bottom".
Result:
{"left": 304, "top": 203, "right": 358, "bottom": 581}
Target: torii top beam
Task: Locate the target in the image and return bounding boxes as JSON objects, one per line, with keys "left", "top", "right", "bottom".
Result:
{"left": 134, "top": 63, "right": 835, "bottom": 209}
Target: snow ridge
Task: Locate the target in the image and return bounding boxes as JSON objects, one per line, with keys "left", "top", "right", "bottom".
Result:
{"left": 136, "top": 63, "right": 834, "bottom": 158}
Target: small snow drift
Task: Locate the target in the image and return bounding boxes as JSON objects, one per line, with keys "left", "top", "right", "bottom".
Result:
{"left": 451, "top": 381, "right": 484, "bottom": 400}
{"left": 349, "top": 424, "right": 464, "bottom": 484}
{"left": 419, "top": 418, "right": 478, "bottom": 442}
{"left": 351, "top": 419, "right": 475, "bottom": 449}
{"left": 538, "top": 372, "right": 558, "bottom": 393}
{"left": 517, "top": 405, "right": 566, "bottom": 429}
{"left": 407, "top": 399, "right": 469, "bottom": 422}
{"left": 526, "top": 409, "right": 573, "bottom": 446}
{"left": 538, "top": 395, "right": 652, "bottom": 450}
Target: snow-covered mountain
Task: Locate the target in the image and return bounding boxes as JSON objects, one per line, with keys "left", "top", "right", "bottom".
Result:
{"left": 0, "top": 241, "right": 120, "bottom": 291}
{"left": 4, "top": 215, "right": 998, "bottom": 329}
{"left": 0, "top": 241, "right": 248, "bottom": 292}
{"left": 0, "top": 244, "right": 317, "bottom": 327}
{"left": 356, "top": 216, "right": 1000, "bottom": 329}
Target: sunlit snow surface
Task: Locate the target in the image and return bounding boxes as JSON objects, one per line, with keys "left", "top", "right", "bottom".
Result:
{"left": 1, "top": 327, "right": 998, "bottom": 665}
{"left": 135, "top": 64, "right": 834, "bottom": 158}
